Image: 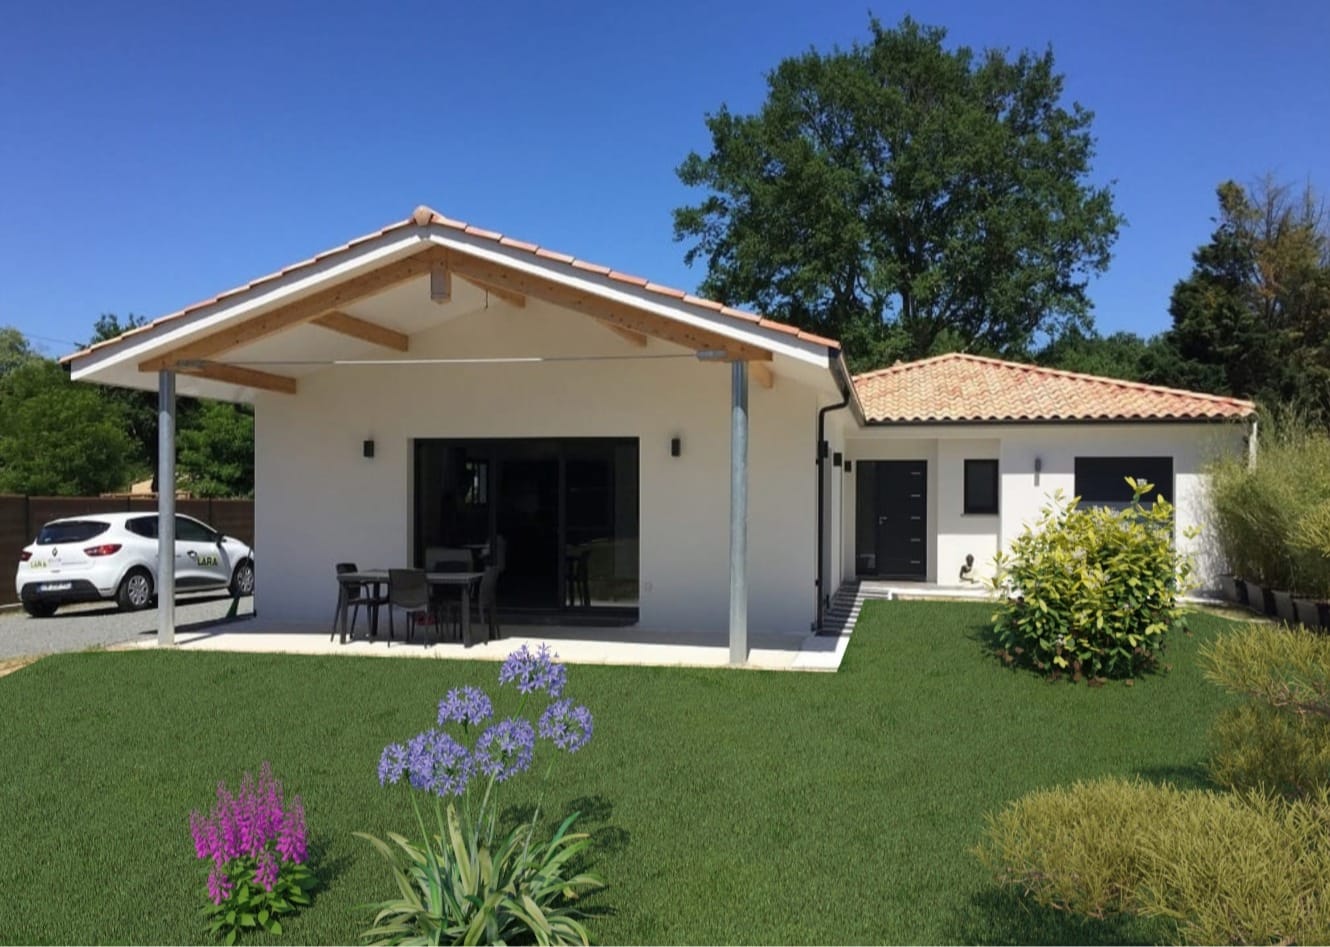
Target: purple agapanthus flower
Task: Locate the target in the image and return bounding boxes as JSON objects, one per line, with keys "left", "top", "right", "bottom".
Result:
{"left": 538, "top": 700, "right": 594, "bottom": 753}
{"left": 498, "top": 643, "right": 567, "bottom": 698}
{"left": 378, "top": 742, "right": 408, "bottom": 785}
{"left": 437, "top": 686, "right": 494, "bottom": 728}
{"left": 405, "top": 729, "right": 475, "bottom": 797}
{"left": 474, "top": 717, "right": 536, "bottom": 782}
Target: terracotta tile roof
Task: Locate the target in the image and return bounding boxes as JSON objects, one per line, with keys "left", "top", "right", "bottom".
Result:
{"left": 65, "top": 205, "right": 839, "bottom": 364}
{"left": 853, "top": 353, "right": 1255, "bottom": 423}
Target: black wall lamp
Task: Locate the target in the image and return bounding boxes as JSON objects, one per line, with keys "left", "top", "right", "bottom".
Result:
{"left": 844, "top": 460, "right": 853, "bottom": 473}
{"left": 363, "top": 439, "right": 375, "bottom": 459}
{"left": 670, "top": 436, "right": 682, "bottom": 458}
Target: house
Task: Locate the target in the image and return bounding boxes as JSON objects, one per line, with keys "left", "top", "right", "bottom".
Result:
{"left": 65, "top": 206, "right": 1255, "bottom": 660}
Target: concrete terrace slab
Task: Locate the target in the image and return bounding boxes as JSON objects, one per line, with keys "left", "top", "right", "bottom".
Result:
{"left": 114, "top": 615, "right": 850, "bottom": 672}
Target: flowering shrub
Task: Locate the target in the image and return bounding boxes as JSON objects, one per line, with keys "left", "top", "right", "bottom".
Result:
{"left": 189, "top": 762, "right": 317, "bottom": 943}
{"left": 990, "top": 479, "right": 1195, "bottom": 681}
{"left": 358, "top": 645, "right": 603, "bottom": 946}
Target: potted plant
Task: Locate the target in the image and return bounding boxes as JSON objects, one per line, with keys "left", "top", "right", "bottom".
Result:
{"left": 1273, "top": 588, "right": 1298, "bottom": 624}
{"left": 1293, "top": 597, "right": 1329, "bottom": 631}
{"left": 1217, "top": 573, "right": 1242, "bottom": 605}
{"left": 1245, "top": 581, "right": 1268, "bottom": 616}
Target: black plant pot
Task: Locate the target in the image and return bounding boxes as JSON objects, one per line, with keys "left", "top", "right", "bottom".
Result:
{"left": 1218, "top": 574, "right": 1241, "bottom": 604}
{"left": 1261, "top": 586, "right": 1279, "bottom": 618}
{"left": 1233, "top": 577, "right": 1251, "bottom": 606}
{"left": 1294, "top": 598, "right": 1330, "bottom": 632}
{"left": 1245, "top": 583, "right": 1266, "bottom": 615}
{"left": 1273, "top": 589, "right": 1298, "bottom": 625}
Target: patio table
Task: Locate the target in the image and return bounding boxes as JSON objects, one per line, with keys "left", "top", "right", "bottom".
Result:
{"left": 335, "top": 570, "right": 483, "bottom": 646}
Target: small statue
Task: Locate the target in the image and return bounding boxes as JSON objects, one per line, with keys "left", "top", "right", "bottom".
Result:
{"left": 959, "top": 554, "right": 977, "bottom": 583}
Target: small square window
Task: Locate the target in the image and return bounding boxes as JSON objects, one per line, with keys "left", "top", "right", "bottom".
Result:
{"left": 964, "top": 459, "right": 999, "bottom": 515}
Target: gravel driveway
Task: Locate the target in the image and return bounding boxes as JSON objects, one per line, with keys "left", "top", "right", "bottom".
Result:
{"left": 0, "top": 594, "right": 255, "bottom": 660}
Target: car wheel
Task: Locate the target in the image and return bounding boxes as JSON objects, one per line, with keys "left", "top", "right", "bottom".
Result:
{"left": 22, "top": 601, "right": 58, "bottom": 618}
{"left": 230, "top": 560, "right": 255, "bottom": 597}
{"left": 117, "top": 569, "right": 154, "bottom": 611}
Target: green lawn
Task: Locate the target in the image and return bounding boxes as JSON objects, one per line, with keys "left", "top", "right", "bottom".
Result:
{"left": 0, "top": 601, "right": 1241, "bottom": 945}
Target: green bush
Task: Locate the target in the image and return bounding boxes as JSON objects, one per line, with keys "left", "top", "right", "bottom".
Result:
{"left": 990, "top": 479, "right": 1194, "bottom": 680}
{"left": 1208, "top": 422, "right": 1330, "bottom": 597}
{"left": 1203, "top": 622, "right": 1330, "bottom": 798}
{"left": 977, "top": 778, "right": 1330, "bottom": 945}
{"left": 1209, "top": 703, "right": 1330, "bottom": 800}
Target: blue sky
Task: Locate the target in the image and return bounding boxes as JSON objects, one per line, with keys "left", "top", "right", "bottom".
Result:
{"left": 2, "top": 0, "right": 1327, "bottom": 357}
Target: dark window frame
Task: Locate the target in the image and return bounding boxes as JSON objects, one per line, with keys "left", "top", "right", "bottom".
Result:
{"left": 963, "top": 459, "right": 1000, "bottom": 515}
{"left": 1073, "top": 456, "right": 1173, "bottom": 510}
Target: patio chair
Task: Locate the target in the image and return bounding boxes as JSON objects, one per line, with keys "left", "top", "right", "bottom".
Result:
{"left": 478, "top": 565, "right": 501, "bottom": 640}
{"left": 429, "top": 559, "right": 468, "bottom": 640}
{"left": 329, "top": 562, "right": 386, "bottom": 641}
{"left": 387, "top": 568, "right": 436, "bottom": 645}
{"left": 565, "top": 547, "right": 591, "bottom": 608}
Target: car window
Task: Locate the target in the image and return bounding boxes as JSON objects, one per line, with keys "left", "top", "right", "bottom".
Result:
{"left": 175, "top": 516, "right": 217, "bottom": 544}
{"left": 126, "top": 516, "right": 158, "bottom": 539}
{"left": 36, "top": 521, "right": 110, "bottom": 544}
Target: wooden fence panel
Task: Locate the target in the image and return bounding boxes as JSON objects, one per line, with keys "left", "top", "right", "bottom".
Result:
{"left": 0, "top": 495, "right": 254, "bottom": 606}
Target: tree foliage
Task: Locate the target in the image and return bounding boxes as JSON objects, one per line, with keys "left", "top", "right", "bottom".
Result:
{"left": 0, "top": 327, "right": 40, "bottom": 379}
{"left": 0, "top": 316, "right": 255, "bottom": 496}
{"left": 1160, "top": 178, "right": 1330, "bottom": 419}
{"left": 674, "top": 16, "right": 1123, "bottom": 370}
{"left": 178, "top": 400, "right": 254, "bottom": 498}
{"left": 0, "top": 358, "right": 134, "bottom": 495}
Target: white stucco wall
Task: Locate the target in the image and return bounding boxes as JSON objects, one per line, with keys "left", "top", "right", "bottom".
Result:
{"left": 997, "top": 423, "right": 1244, "bottom": 590}
{"left": 842, "top": 423, "right": 1246, "bottom": 590}
{"left": 253, "top": 299, "right": 827, "bottom": 635}
{"left": 936, "top": 438, "right": 1002, "bottom": 584}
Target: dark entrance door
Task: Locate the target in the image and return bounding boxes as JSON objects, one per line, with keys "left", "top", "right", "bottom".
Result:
{"left": 874, "top": 461, "right": 927, "bottom": 579}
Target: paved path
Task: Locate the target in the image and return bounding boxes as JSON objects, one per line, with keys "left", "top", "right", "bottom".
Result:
{"left": 0, "top": 595, "right": 254, "bottom": 660}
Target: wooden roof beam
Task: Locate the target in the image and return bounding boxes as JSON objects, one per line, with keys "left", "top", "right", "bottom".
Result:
{"left": 178, "top": 362, "right": 297, "bottom": 395}
{"left": 140, "top": 246, "right": 447, "bottom": 371}
{"left": 311, "top": 311, "right": 409, "bottom": 351}
{"left": 596, "top": 320, "right": 647, "bottom": 347}
{"left": 750, "top": 362, "right": 774, "bottom": 389}
{"left": 458, "top": 274, "right": 526, "bottom": 308}
{"left": 445, "top": 249, "right": 771, "bottom": 362}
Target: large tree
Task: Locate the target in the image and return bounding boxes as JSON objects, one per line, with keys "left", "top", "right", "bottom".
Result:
{"left": 1161, "top": 178, "right": 1330, "bottom": 419}
{"left": 0, "top": 327, "right": 39, "bottom": 378}
{"left": 674, "top": 16, "right": 1123, "bottom": 370}
{"left": 0, "top": 358, "right": 134, "bottom": 495}
{"left": 178, "top": 400, "right": 254, "bottom": 498}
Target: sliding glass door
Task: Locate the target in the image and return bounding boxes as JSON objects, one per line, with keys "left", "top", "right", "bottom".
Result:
{"left": 413, "top": 438, "right": 639, "bottom": 613}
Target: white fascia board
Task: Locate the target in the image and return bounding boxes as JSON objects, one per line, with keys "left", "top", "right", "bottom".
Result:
{"left": 428, "top": 228, "right": 837, "bottom": 369}
{"left": 69, "top": 230, "right": 429, "bottom": 382}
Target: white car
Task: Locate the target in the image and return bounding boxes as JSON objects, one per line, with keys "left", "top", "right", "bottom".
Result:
{"left": 15, "top": 512, "right": 255, "bottom": 618}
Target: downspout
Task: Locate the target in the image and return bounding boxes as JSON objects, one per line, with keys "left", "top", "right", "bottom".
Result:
{"left": 815, "top": 348, "right": 855, "bottom": 633}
